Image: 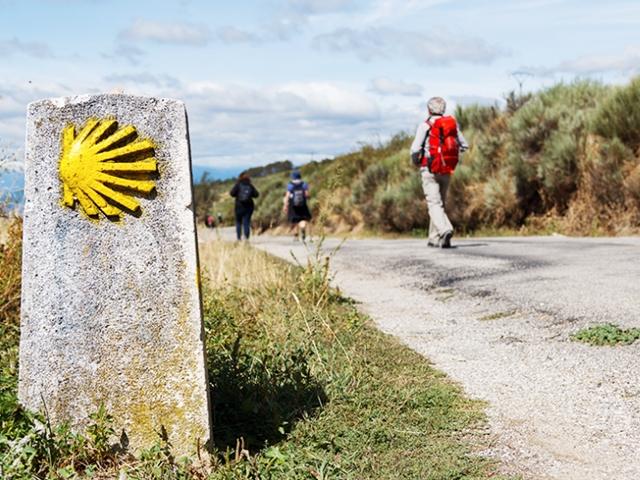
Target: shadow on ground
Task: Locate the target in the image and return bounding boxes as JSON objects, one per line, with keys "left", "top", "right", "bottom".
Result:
{"left": 208, "top": 335, "right": 327, "bottom": 453}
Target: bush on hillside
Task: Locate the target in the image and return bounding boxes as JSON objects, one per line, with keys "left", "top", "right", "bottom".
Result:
{"left": 455, "top": 104, "right": 500, "bottom": 132}
{"left": 352, "top": 163, "right": 389, "bottom": 206}
{"left": 504, "top": 90, "right": 533, "bottom": 114}
{"left": 624, "top": 164, "right": 640, "bottom": 209}
{"left": 593, "top": 77, "right": 640, "bottom": 151}
{"left": 252, "top": 174, "right": 288, "bottom": 231}
{"left": 371, "top": 176, "right": 428, "bottom": 232}
{"left": 508, "top": 81, "right": 607, "bottom": 213}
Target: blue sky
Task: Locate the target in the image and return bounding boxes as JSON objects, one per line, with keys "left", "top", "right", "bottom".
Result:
{"left": 1, "top": 0, "right": 639, "bottom": 172}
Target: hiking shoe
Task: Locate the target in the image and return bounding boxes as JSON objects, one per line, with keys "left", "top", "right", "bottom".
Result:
{"left": 440, "top": 231, "right": 453, "bottom": 249}
{"left": 427, "top": 240, "right": 438, "bottom": 248}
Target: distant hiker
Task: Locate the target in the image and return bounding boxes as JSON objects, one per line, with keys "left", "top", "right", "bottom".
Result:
{"left": 205, "top": 214, "right": 214, "bottom": 228}
{"left": 230, "top": 172, "right": 259, "bottom": 241}
{"left": 283, "top": 170, "right": 312, "bottom": 241}
{"left": 410, "top": 96, "right": 468, "bottom": 248}
{"left": 216, "top": 212, "right": 223, "bottom": 226}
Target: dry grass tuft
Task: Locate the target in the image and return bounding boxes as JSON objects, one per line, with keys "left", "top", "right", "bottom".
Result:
{"left": 0, "top": 216, "right": 22, "bottom": 326}
{"left": 199, "top": 240, "right": 292, "bottom": 292}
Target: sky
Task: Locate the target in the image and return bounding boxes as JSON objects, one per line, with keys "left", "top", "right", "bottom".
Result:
{"left": 1, "top": 0, "right": 639, "bottom": 173}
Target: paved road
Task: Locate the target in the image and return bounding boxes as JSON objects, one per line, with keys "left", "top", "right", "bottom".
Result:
{"left": 208, "top": 231, "right": 640, "bottom": 479}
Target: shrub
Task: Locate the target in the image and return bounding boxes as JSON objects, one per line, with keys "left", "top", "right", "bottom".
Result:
{"left": 455, "top": 104, "right": 499, "bottom": 132}
{"left": 372, "top": 176, "right": 428, "bottom": 232}
{"left": 483, "top": 170, "right": 520, "bottom": 226}
{"left": 624, "top": 163, "right": 640, "bottom": 209}
{"left": 508, "top": 81, "right": 607, "bottom": 212}
{"left": 504, "top": 90, "right": 533, "bottom": 114}
{"left": 582, "top": 135, "right": 631, "bottom": 205}
{"left": 593, "top": 76, "right": 640, "bottom": 151}
{"left": 352, "top": 163, "right": 389, "bottom": 205}
{"left": 252, "top": 176, "right": 287, "bottom": 231}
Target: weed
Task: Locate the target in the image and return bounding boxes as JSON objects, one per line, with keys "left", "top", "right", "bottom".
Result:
{"left": 571, "top": 324, "right": 640, "bottom": 346}
{"left": 480, "top": 311, "right": 517, "bottom": 321}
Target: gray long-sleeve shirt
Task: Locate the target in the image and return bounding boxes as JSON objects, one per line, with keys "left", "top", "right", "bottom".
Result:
{"left": 410, "top": 115, "right": 468, "bottom": 159}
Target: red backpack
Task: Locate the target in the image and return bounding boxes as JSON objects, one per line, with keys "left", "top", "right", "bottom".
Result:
{"left": 423, "top": 116, "right": 460, "bottom": 175}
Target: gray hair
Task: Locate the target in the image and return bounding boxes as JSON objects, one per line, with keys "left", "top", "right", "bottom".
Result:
{"left": 427, "top": 96, "right": 446, "bottom": 115}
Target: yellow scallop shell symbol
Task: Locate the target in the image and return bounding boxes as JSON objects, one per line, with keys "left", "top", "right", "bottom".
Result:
{"left": 59, "top": 117, "right": 157, "bottom": 220}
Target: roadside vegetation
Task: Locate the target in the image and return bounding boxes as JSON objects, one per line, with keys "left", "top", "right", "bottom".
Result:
{"left": 0, "top": 217, "right": 510, "bottom": 479}
{"left": 196, "top": 77, "right": 640, "bottom": 236}
{"left": 572, "top": 323, "right": 640, "bottom": 346}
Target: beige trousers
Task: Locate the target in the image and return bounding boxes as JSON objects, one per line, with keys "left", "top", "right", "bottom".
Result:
{"left": 420, "top": 167, "right": 453, "bottom": 242}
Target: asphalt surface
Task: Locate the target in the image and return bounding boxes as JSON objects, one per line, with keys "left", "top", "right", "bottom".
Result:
{"left": 207, "top": 230, "right": 640, "bottom": 479}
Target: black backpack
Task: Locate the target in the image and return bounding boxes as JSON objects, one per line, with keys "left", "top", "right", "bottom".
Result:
{"left": 291, "top": 183, "right": 306, "bottom": 207}
{"left": 237, "top": 183, "right": 253, "bottom": 204}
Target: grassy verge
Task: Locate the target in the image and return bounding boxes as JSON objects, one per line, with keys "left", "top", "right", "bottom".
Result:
{"left": 201, "top": 241, "right": 506, "bottom": 479}
{"left": 1, "top": 219, "right": 508, "bottom": 478}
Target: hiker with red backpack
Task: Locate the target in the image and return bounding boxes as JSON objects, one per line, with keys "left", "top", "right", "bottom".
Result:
{"left": 410, "top": 96, "right": 468, "bottom": 248}
{"left": 230, "top": 172, "right": 259, "bottom": 241}
{"left": 283, "top": 170, "right": 312, "bottom": 242}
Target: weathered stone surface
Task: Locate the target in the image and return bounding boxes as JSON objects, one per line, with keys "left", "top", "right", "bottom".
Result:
{"left": 19, "top": 94, "right": 212, "bottom": 456}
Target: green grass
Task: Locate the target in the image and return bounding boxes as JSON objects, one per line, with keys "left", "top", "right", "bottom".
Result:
{"left": 1, "top": 223, "right": 511, "bottom": 478}
{"left": 571, "top": 323, "right": 640, "bottom": 346}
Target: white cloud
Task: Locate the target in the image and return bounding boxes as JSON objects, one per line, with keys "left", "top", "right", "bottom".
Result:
{"left": 182, "top": 81, "right": 379, "bottom": 121}
{"left": 369, "top": 78, "right": 423, "bottom": 96}
{"left": 281, "top": 82, "right": 379, "bottom": 119}
{"left": 0, "top": 81, "right": 74, "bottom": 165}
{"left": 0, "top": 37, "right": 53, "bottom": 58}
{"left": 266, "top": 16, "right": 305, "bottom": 41}
{"left": 313, "top": 27, "right": 505, "bottom": 66}
{"left": 215, "top": 26, "right": 261, "bottom": 44}
{"left": 286, "top": 0, "right": 358, "bottom": 15}
{"left": 263, "top": 0, "right": 361, "bottom": 42}
{"left": 102, "top": 43, "right": 146, "bottom": 66}
{"left": 497, "top": 0, "right": 569, "bottom": 12}
{"left": 0, "top": 78, "right": 415, "bottom": 172}
{"left": 553, "top": 3, "right": 640, "bottom": 27}
{"left": 451, "top": 95, "right": 502, "bottom": 107}
{"left": 527, "top": 46, "right": 640, "bottom": 76}
{"left": 361, "top": 0, "right": 451, "bottom": 24}
{"left": 103, "top": 73, "right": 181, "bottom": 88}
{"left": 174, "top": 80, "right": 399, "bottom": 167}
{"left": 119, "top": 20, "right": 210, "bottom": 45}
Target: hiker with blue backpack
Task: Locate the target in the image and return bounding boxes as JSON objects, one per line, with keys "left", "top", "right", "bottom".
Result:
{"left": 283, "top": 170, "right": 312, "bottom": 241}
{"left": 229, "top": 172, "right": 259, "bottom": 241}
{"left": 410, "top": 96, "right": 468, "bottom": 248}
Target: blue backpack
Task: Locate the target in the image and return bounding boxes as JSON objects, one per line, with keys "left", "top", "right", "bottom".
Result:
{"left": 291, "top": 183, "right": 306, "bottom": 207}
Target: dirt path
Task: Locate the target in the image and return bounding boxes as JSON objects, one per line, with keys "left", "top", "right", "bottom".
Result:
{"left": 206, "top": 230, "right": 640, "bottom": 479}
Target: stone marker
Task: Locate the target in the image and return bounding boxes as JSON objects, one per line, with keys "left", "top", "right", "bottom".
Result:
{"left": 19, "top": 94, "right": 212, "bottom": 456}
